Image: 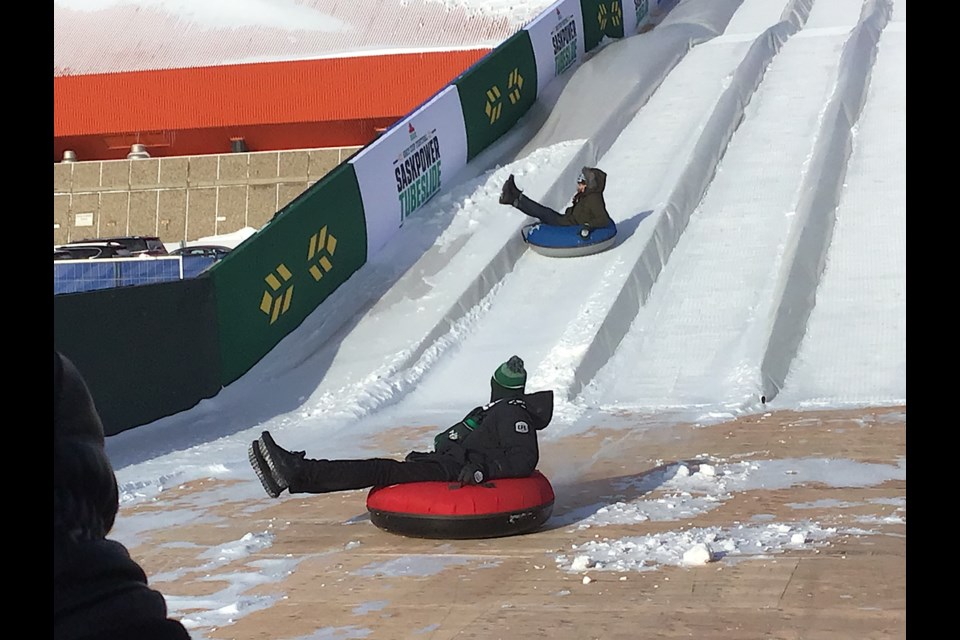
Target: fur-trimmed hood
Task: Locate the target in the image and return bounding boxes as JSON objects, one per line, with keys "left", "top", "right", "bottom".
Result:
{"left": 581, "top": 166, "right": 607, "bottom": 194}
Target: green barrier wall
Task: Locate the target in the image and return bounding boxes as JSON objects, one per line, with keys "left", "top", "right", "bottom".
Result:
{"left": 54, "top": 277, "right": 221, "bottom": 436}
{"left": 210, "top": 163, "right": 368, "bottom": 384}
{"left": 582, "top": 0, "right": 627, "bottom": 51}
{"left": 455, "top": 31, "right": 539, "bottom": 161}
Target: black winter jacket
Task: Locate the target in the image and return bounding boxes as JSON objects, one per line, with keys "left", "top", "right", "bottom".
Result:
{"left": 558, "top": 167, "right": 613, "bottom": 228}
{"left": 54, "top": 534, "right": 191, "bottom": 640}
{"left": 429, "top": 390, "right": 553, "bottom": 479}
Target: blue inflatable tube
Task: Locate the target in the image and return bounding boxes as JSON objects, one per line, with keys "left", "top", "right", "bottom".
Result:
{"left": 521, "top": 221, "right": 618, "bottom": 257}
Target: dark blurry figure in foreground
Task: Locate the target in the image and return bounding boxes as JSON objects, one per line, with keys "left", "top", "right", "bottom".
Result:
{"left": 54, "top": 350, "right": 191, "bottom": 640}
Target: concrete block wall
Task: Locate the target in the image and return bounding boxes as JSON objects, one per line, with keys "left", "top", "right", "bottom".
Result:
{"left": 53, "top": 146, "right": 362, "bottom": 246}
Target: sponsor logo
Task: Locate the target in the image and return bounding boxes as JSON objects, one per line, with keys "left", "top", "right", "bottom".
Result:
{"left": 597, "top": 2, "right": 622, "bottom": 30}
{"left": 485, "top": 85, "right": 503, "bottom": 123}
{"left": 448, "top": 430, "right": 459, "bottom": 440}
{"left": 307, "top": 225, "right": 337, "bottom": 282}
{"left": 393, "top": 124, "right": 442, "bottom": 222}
{"left": 515, "top": 421, "right": 529, "bottom": 433}
{"left": 550, "top": 11, "right": 578, "bottom": 76}
{"left": 484, "top": 68, "right": 525, "bottom": 126}
{"left": 259, "top": 226, "right": 341, "bottom": 325}
{"left": 259, "top": 263, "right": 294, "bottom": 324}
{"left": 508, "top": 68, "right": 524, "bottom": 104}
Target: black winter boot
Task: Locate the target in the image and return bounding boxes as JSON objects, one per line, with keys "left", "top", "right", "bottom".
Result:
{"left": 499, "top": 174, "right": 522, "bottom": 206}
{"left": 249, "top": 440, "right": 284, "bottom": 498}
{"left": 255, "top": 431, "right": 306, "bottom": 497}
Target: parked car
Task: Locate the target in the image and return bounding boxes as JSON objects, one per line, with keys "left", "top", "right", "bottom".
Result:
{"left": 60, "top": 235, "right": 168, "bottom": 256}
{"left": 170, "top": 245, "right": 232, "bottom": 260}
{"left": 54, "top": 242, "right": 134, "bottom": 260}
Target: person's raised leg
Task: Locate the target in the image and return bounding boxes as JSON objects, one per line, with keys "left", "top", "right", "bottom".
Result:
{"left": 253, "top": 431, "right": 455, "bottom": 496}
{"left": 515, "top": 194, "right": 565, "bottom": 225}
{"left": 500, "top": 173, "right": 567, "bottom": 225}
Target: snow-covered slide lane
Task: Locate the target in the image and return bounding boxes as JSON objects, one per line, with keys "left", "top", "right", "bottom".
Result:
{"left": 390, "top": 0, "right": 803, "bottom": 421}
{"left": 195, "top": 0, "right": 754, "bottom": 438}
{"left": 587, "top": 0, "right": 891, "bottom": 415}
{"left": 774, "top": 0, "right": 903, "bottom": 407}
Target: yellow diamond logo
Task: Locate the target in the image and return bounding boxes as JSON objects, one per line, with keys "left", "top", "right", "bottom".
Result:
{"left": 598, "top": 4, "right": 607, "bottom": 30}
{"left": 508, "top": 68, "right": 524, "bottom": 105}
{"left": 611, "top": 1, "right": 622, "bottom": 27}
{"left": 307, "top": 225, "right": 337, "bottom": 281}
{"left": 485, "top": 85, "right": 502, "bottom": 124}
{"left": 259, "top": 264, "right": 294, "bottom": 325}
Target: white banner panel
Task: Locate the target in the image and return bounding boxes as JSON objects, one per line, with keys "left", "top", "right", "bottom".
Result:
{"left": 525, "top": 0, "right": 586, "bottom": 96}
{"left": 350, "top": 86, "right": 468, "bottom": 256}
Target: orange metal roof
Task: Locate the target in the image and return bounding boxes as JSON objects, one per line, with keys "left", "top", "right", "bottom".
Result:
{"left": 54, "top": 51, "right": 489, "bottom": 138}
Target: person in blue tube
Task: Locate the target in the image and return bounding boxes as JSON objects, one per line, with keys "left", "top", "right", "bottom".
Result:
{"left": 499, "top": 166, "right": 613, "bottom": 231}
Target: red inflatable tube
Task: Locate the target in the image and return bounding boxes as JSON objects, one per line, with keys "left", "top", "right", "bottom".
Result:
{"left": 366, "top": 471, "right": 555, "bottom": 539}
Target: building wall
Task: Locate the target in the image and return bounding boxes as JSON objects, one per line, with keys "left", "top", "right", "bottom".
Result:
{"left": 53, "top": 146, "right": 361, "bottom": 246}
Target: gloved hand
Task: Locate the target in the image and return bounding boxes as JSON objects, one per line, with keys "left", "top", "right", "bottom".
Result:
{"left": 458, "top": 462, "right": 487, "bottom": 486}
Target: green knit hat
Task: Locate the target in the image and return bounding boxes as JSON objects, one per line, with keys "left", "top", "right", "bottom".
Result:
{"left": 491, "top": 355, "right": 527, "bottom": 393}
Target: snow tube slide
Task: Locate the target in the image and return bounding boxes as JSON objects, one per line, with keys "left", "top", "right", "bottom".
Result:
{"left": 366, "top": 471, "right": 555, "bottom": 539}
{"left": 521, "top": 221, "right": 618, "bottom": 257}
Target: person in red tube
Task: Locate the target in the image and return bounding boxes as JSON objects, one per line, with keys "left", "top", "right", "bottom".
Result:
{"left": 248, "top": 356, "right": 553, "bottom": 497}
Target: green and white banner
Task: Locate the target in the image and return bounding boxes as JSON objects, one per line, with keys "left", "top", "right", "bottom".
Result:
{"left": 350, "top": 86, "right": 468, "bottom": 256}
{"left": 455, "top": 31, "right": 539, "bottom": 160}
{"left": 212, "top": 163, "right": 368, "bottom": 384}
{"left": 526, "top": 0, "right": 586, "bottom": 96}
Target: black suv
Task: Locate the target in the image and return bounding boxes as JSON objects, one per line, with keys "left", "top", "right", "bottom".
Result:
{"left": 61, "top": 235, "right": 168, "bottom": 257}
{"left": 54, "top": 242, "right": 134, "bottom": 260}
{"left": 170, "top": 245, "right": 232, "bottom": 260}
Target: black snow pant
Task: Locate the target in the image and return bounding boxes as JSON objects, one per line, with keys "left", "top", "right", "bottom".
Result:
{"left": 515, "top": 193, "right": 567, "bottom": 226}
{"left": 287, "top": 456, "right": 461, "bottom": 494}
